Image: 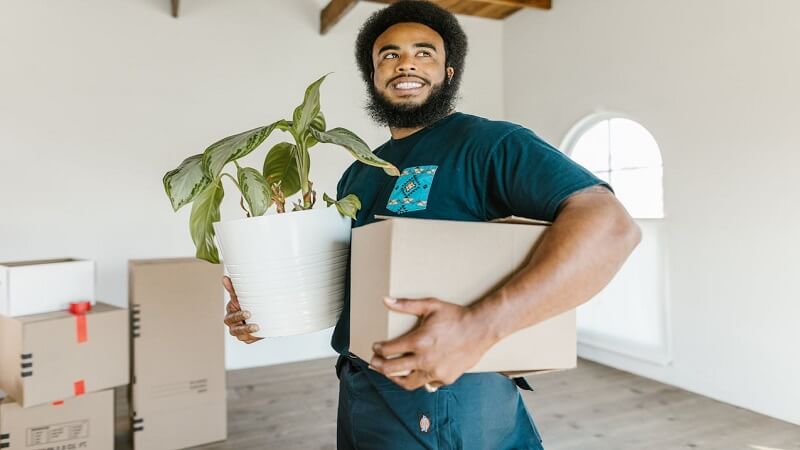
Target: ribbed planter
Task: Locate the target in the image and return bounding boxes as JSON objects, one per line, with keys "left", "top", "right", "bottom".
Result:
{"left": 213, "top": 207, "right": 351, "bottom": 337}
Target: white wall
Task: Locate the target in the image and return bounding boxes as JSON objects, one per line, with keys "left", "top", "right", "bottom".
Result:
{"left": 0, "top": 0, "right": 504, "bottom": 370}
{"left": 504, "top": 0, "right": 800, "bottom": 425}
{"left": 8, "top": 0, "right": 795, "bottom": 428}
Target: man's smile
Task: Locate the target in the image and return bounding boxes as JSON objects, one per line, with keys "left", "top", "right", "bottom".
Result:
{"left": 388, "top": 76, "right": 428, "bottom": 96}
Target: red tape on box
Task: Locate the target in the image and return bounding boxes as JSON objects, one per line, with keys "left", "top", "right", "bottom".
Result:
{"left": 69, "top": 303, "right": 90, "bottom": 397}
{"left": 74, "top": 380, "right": 85, "bottom": 396}
{"left": 69, "top": 301, "right": 91, "bottom": 343}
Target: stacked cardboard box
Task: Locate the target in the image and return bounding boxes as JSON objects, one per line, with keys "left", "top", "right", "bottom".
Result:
{"left": 0, "top": 390, "right": 113, "bottom": 449}
{"left": 128, "top": 258, "right": 227, "bottom": 450}
{"left": 0, "top": 259, "right": 125, "bottom": 450}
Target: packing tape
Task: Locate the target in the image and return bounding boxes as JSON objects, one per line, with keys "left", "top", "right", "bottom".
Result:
{"left": 69, "top": 303, "right": 90, "bottom": 398}
{"left": 74, "top": 380, "right": 85, "bottom": 396}
{"left": 69, "top": 301, "right": 91, "bottom": 344}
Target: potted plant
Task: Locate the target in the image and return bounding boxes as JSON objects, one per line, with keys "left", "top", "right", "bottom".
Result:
{"left": 162, "top": 74, "right": 399, "bottom": 337}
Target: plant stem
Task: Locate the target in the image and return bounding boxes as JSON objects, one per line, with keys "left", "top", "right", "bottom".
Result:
{"left": 220, "top": 173, "right": 251, "bottom": 216}
{"left": 220, "top": 173, "right": 241, "bottom": 191}
{"left": 293, "top": 132, "right": 311, "bottom": 210}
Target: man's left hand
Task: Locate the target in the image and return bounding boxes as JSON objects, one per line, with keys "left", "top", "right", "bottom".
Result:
{"left": 369, "top": 296, "right": 497, "bottom": 391}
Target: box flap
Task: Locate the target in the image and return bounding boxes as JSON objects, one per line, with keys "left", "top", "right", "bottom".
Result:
{"left": 500, "top": 368, "right": 569, "bottom": 378}
{"left": 129, "top": 257, "right": 208, "bottom": 266}
{"left": 12, "top": 302, "right": 121, "bottom": 324}
{"left": 0, "top": 258, "right": 86, "bottom": 268}
{"left": 490, "top": 216, "right": 552, "bottom": 226}
{"left": 374, "top": 214, "right": 551, "bottom": 226}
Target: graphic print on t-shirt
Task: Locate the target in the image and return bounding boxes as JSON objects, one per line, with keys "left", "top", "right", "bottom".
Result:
{"left": 386, "top": 165, "right": 438, "bottom": 214}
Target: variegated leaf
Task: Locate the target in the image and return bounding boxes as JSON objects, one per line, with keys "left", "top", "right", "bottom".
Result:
{"left": 263, "top": 142, "right": 306, "bottom": 198}
{"left": 292, "top": 74, "right": 330, "bottom": 135}
{"left": 189, "top": 179, "right": 224, "bottom": 264}
{"left": 163, "top": 154, "right": 211, "bottom": 212}
{"left": 202, "top": 120, "right": 287, "bottom": 179}
{"left": 309, "top": 127, "right": 400, "bottom": 176}
{"left": 237, "top": 166, "right": 272, "bottom": 217}
{"left": 323, "top": 192, "right": 361, "bottom": 220}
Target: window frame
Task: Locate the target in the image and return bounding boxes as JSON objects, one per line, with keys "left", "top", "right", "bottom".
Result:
{"left": 561, "top": 112, "right": 666, "bottom": 219}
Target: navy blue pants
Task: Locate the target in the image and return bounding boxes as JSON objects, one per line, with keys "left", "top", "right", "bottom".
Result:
{"left": 336, "top": 354, "right": 544, "bottom": 449}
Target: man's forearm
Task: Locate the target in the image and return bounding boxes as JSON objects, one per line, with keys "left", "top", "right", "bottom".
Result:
{"left": 469, "top": 190, "right": 642, "bottom": 345}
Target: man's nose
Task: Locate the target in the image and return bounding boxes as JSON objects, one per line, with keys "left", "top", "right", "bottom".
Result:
{"left": 396, "top": 54, "right": 417, "bottom": 72}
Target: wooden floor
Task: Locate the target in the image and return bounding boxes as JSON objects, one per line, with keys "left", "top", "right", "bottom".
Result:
{"left": 115, "top": 357, "right": 799, "bottom": 450}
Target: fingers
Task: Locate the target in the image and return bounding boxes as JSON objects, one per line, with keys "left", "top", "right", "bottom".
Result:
{"left": 222, "top": 277, "right": 261, "bottom": 343}
{"left": 225, "top": 299, "right": 240, "bottom": 314}
{"left": 370, "top": 354, "right": 418, "bottom": 377}
{"left": 223, "top": 309, "right": 250, "bottom": 326}
{"left": 383, "top": 296, "right": 439, "bottom": 317}
{"left": 372, "top": 331, "right": 428, "bottom": 359}
{"left": 388, "top": 370, "right": 432, "bottom": 392}
{"left": 228, "top": 322, "right": 262, "bottom": 344}
{"left": 222, "top": 276, "right": 239, "bottom": 306}
{"left": 229, "top": 322, "right": 259, "bottom": 336}
{"left": 424, "top": 382, "right": 443, "bottom": 393}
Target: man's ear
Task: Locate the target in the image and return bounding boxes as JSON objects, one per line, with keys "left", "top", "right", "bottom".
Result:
{"left": 446, "top": 67, "right": 455, "bottom": 83}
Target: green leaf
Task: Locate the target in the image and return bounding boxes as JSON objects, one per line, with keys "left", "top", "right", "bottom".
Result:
{"left": 311, "top": 111, "right": 326, "bottom": 132}
{"left": 323, "top": 192, "right": 361, "bottom": 220}
{"left": 304, "top": 111, "right": 326, "bottom": 148}
{"left": 202, "top": 120, "right": 288, "bottom": 179}
{"left": 263, "top": 142, "right": 307, "bottom": 198}
{"left": 189, "top": 179, "right": 224, "bottom": 264}
{"left": 309, "top": 127, "right": 400, "bottom": 176}
{"left": 163, "top": 154, "right": 211, "bottom": 211}
{"left": 237, "top": 166, "right": 272, "bottom": 216}
{"left": 292, "top": 74, "right": 330, "bottom": 135}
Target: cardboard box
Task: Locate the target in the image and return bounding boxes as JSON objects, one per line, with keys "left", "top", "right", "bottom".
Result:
{"left": 128, "top": 258, "right": 226, "bottom": 450}
{"left": 0, "top": 389, "right": 113, "bottom": 450}
{"left": 350, "top": 217, "right": 576, "bottom": 376}
{"left": 0, "top": 303, "right": 129, "bottom": 408}
{"left": 0, "top": 259, "right": 95, "bottom": 317}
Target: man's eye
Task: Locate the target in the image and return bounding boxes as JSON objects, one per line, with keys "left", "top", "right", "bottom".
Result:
{"left": 417, "top": 51, "right": 431, "bottom": 57}
{"left": 384, "top": 53, "right": 398, "bottom": 59}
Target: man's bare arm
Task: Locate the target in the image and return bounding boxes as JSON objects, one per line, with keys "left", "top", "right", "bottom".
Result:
{"left": 471, "top": 185, "right": 641, "bottom": 343}
{"left": 369, "top": 185, "right": 641, "bottom": 390}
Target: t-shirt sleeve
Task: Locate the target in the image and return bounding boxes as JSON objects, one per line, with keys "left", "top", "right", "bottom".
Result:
{"left": 336, "top": 164, "right": 354, "bottom": 200}
{"left": 483, "top": 127, "right": 612, "bottom": 222}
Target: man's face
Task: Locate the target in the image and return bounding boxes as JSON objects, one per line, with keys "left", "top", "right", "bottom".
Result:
{"left": 366, "top": 22, "right": 458, "bottom": 129}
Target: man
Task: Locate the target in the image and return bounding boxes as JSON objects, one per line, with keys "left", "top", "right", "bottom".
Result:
{"left": 223, "top": 1, "right": 641, "bottom": 448}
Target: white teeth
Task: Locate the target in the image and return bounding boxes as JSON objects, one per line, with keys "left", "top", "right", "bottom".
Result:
{"left": 395, "top": 82, "right": 423, "bottom": 90}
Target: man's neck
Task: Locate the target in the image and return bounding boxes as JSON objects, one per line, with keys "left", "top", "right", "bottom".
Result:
{"left": 389, "top": 126, "right": 425, "bottom": 140}
{"left": 388, "top": 110, "right": 456, "bottom": 141}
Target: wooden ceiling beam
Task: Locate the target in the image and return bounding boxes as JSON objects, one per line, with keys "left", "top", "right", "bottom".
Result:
{"left": 468, "top": 0, "right": 551, "bottom": 9}
{"left": 321, "top": 0, "right": 360, "bottom": 35}
{"left": 319, "top": 0, "right": 551, "bottom": 34}
{"left": 364, "top": 0, "right": 550, "bottom": 9}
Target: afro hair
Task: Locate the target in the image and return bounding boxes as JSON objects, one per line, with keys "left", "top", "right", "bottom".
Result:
{"left": 355, "top": 1, "right": 468, "bottom": 88}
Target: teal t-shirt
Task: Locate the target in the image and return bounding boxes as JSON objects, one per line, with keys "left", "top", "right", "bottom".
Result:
{"left": 331, "top": 112, "right": 609, "bottom": 354}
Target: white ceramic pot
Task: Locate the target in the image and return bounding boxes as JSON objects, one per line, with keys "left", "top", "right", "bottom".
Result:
{"left": 213, "top": 206, "right": 351, "bottom": 337}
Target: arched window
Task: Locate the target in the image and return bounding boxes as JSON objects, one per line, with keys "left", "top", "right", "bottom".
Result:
{"left": 563, "top": 114, "right": 670, "bottom": 365}
{"left": 565, "top": 115, "right": 664, "bottom": 219}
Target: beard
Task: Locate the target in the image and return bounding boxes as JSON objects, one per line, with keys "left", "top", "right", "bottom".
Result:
{"left": 365, "top": 75, "right": 460, "bottom": 129}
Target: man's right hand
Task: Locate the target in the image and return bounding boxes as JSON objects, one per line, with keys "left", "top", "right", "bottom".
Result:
{"left": 223, "top": 276, "right": 263, "bottom": 344}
